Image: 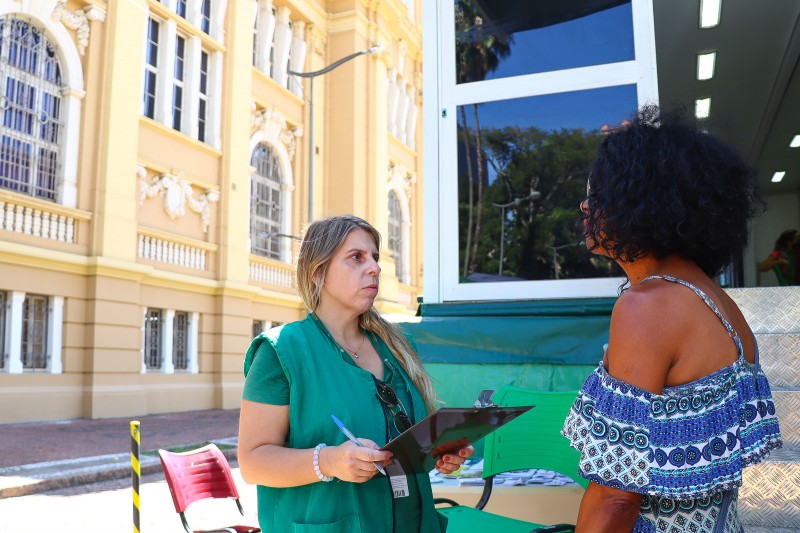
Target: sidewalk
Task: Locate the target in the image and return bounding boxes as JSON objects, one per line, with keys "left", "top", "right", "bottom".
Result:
{"left": 0, "top": 409, "right": 240, "bottom": 498}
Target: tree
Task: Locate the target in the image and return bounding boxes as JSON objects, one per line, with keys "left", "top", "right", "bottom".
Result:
{"left": 455, "top": 0, "right": 512, "bottom": 276}
{"left": 464, "top": 125, "right": 621, "bottom": 280}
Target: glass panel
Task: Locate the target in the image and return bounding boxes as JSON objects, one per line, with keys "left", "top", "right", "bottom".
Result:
{"left": 455, "top": 0, "right": 634, "bottom": 84}
{"left": 201, "top": 0, "right": 211, "bottom": 33}
{"left": 143, "top": 71, "right": 157, "bottom": 118}
{"left": 457, "top": 85, "right": 636, "bottom": 282}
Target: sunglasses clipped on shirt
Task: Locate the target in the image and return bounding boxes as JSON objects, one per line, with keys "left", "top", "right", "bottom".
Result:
{"left": 374, "top": 379, "right": 412, "bottom": 434}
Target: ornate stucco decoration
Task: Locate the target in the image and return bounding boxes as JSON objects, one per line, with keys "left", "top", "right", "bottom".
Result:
{"left": 138, "top": 166, "right": 220, "bottom": 233}
{"left": 308, "top": 24, "right": 327, "bottom": 57}
{"left": 251, "top": 106, "right": 303, "bottom": 161}
{"left": 388, "top": 161, "right": 417, "bottom": 197}
{"left": 52, "top": 1, "right": 106, "bottom": 56}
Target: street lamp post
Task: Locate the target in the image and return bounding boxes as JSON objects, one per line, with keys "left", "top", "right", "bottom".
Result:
{"left": 289, "top": 43, "right": 383, "bottom": 222}
{"left": 492, "top": 190, "right": 541, "bottom": 276}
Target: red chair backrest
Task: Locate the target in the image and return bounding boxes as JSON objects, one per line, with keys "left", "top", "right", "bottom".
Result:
{"left": 159, "top": 443, "right": 241, "bottom": 513}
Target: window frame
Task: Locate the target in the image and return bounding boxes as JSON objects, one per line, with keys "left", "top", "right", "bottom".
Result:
{"left": 143, "top": 308, "right": 163, "bottom": 371}
{"left": 171, "top": 33, "right": 186, "bottom": 131}
{"left": 142, "top": 307, "right": 198, "bottom": 374}
{"left": 422, "top": 0, "right": 659, "bottom": 303}
{"left": 249, "top": 142, "right": 285, "bottom": 261}
{"left": 172, "top": 310, "right": 189, "bottom": 370}
{"left": 20, "top": 293, "right": 48, "bottom": 371}
{"left": 142, "top": 17, "right": 160, "bottom": 119}
{"left": 0, "top": 16, "right": 66, "bottom": 203}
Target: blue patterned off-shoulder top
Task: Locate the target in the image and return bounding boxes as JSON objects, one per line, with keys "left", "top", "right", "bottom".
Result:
{"left": 562, "top": 275, "right": 782, "bottom": 533}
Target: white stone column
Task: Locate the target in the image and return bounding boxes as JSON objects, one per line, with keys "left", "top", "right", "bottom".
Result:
{"left": 140, "top": 307, "right": 147, "bottom": 374}
{"left": 254, "top": 0, "right": 276, "bottom": 73}
{"left": 59, "top": 88, "right": 85, "bottom": 208}
{"left": 405, "top": 86, "right": 418, "bottom": 149}
{"left": 396, "top": 82, "right": 410, "bottom": 142}
{"left": 185, "top": 36, "right": 203, "bottom": 139}
{"left": 187, "top": 312, "right": 199, "bottom": 373}
{"left": 156, "top": 19, "right": 178, "bottom": 126}
{"left": 387, "top": 69, "right": 399, "bottom": 136}
{"left": 289, "top": 20, "right": 307, "bottom": 97}
{"left": 210, "top": 50, "right": 224, "bottom": 148}
{"left": 401, "top": 219, "right": 412, "bottom": 284}
{"left": 48, "top": 296, "right": 64, "bottom": 374}
{"left": 6, "top": 292, "right": 24, "bottom": 373}
{"left": 162, "top": 309, "right": 175, "bottom": 373}
{"left": 280, "top": 181, "right": 294, "bottom": 263}
{"left": 271, "top": 7, "right": 292, "bottom": 87}
{"left": 187, "top": 0, "right": 202, "bottom": 29}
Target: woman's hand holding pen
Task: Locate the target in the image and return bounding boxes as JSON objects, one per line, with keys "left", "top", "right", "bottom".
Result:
{"left": 319, "top": 439, "right": 393, "bottom": 482}
{"left": 434, "top": 444, "right": 475, "bottom": 475}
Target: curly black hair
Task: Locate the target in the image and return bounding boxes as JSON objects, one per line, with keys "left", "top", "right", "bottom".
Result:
{"left": 584, "top": 105, "right": 763, "bottom": 277}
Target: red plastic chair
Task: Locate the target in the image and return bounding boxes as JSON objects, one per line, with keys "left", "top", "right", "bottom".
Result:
{"left": 158, "top": 443, "right": 261, "bottom": 533}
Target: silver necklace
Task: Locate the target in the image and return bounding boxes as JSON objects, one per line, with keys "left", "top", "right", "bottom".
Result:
{"left": 335, "top": 333, "right": 367, "bottom": 359}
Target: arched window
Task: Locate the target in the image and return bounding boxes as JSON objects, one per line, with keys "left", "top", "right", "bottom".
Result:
{"left": 250, "top": 143, "right": 283, "bottom": 259}
{"left": 388, "top": 191, "right": 404, "bottom": 281}
{"left": 0, "top": 16, "right": 65, "bottom": 202}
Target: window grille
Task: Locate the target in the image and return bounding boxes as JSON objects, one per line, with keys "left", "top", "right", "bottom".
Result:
{"left": 172, "top": 35, "right": 186, "bottom": 131}
{"left": 21, "top": 294, "right": 47, "bottom": 370}
{"left": 252, "top": 320, "right": 264, "bottom": 339}
{"left": 200, "top": 0, "right": 211, "bottom": 34}
{"left": 0, "top": 16, "right": 64, "bottom": 202}
{"left": 0, "top": 292, "right": 6, "bottom": 370}
{"left": 388, "top": 191, "right": 403, "bottom": 279}
{"left": 144, "top": 308, "right": 162, "bottom": 369}
{"left": 198, "top": 50, "right": 209, "bottom": 142}
{"left": 173, "top": 311, "right": 188, "bottom": 370}
{"left": 250, "top": 143, "right": 283, "bottom": 259}
{"left": 143, "top": 18, "right": 159, "bottom": 119}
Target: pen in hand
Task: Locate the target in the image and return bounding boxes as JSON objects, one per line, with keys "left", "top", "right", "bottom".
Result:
{"left": 331, "top": 414, "right": 387, "bottom": 476}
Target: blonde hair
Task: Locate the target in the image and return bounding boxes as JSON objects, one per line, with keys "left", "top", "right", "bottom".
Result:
{"left": 296, "top": 215, "right": 440, "bottom": 413}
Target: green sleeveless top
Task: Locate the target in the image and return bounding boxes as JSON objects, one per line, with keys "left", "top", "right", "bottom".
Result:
{"left": 243, "top": 315, "right": 447, "bottom": 533}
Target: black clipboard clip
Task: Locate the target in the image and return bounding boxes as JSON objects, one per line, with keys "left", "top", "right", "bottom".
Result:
{"left": 474, "top": 389, "right": 496, "bottom": 408}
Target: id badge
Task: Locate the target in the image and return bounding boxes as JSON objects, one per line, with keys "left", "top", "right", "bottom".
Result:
{"left": 385, "top": 459, "right": 409, "bottom": 498}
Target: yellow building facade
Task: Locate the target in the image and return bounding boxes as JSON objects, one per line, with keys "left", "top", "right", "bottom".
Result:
{"left": 0, "top": 0, "right": 423, "bottom": 423}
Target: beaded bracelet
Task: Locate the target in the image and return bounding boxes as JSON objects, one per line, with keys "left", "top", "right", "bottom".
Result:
{"left": 313, "top": 443, "right": 333, "bottom": 482}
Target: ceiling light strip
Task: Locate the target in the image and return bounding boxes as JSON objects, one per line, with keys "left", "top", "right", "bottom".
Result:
{"left": 700, "top": 0, "right": 722, "bottom": 28}
{"left": 697, "top": 52, "right": 716, "bottom": 80}
{"left": 695, "top": 98, "right": 711, "bottom": 119}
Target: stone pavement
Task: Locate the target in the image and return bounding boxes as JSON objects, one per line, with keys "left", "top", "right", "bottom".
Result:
{"left": 0, "top": 409, "right": 240, "bottom": 499}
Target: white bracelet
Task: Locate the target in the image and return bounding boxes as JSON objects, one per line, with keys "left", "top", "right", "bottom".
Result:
{"left": 313, "top": 443, "right": 333, "bottom": 482}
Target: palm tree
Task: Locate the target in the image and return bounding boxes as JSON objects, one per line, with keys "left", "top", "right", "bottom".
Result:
{"left": 455, "top": 0, "right": 512, "bottom": 276}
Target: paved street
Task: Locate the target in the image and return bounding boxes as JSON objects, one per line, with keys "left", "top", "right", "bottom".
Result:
{"left": 0, "top": 462, "right": 259, "bottom": 533}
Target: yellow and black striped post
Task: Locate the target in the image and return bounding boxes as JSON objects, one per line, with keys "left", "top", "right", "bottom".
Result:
{"left": 131, "top": 420, "right": 141, "bottom": 533}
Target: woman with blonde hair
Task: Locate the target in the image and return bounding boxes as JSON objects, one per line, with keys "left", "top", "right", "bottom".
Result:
{"left": 238, "top": 214, "right": 470, "bottom": 532}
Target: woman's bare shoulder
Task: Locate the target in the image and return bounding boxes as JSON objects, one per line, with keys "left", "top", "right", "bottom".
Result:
{"left": 607, "top": 282, "right": 689, "bottom": 394}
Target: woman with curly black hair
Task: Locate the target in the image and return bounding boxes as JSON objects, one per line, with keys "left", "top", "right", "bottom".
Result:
{"left": 562, "top": 106, "right": 782, "bottom": 533}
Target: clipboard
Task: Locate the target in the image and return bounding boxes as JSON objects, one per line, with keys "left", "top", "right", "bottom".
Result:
{"left": 380, "top": 405, "right": 534, "bottom": 473}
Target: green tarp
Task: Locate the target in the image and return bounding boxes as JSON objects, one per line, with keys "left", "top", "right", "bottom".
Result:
{"left": 397, "top": 298, "right": 615, "bottom": 365}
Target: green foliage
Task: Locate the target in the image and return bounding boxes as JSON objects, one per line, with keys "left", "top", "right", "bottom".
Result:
{"left": 458, "top": 125, "right": 621, "bottom": 280}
